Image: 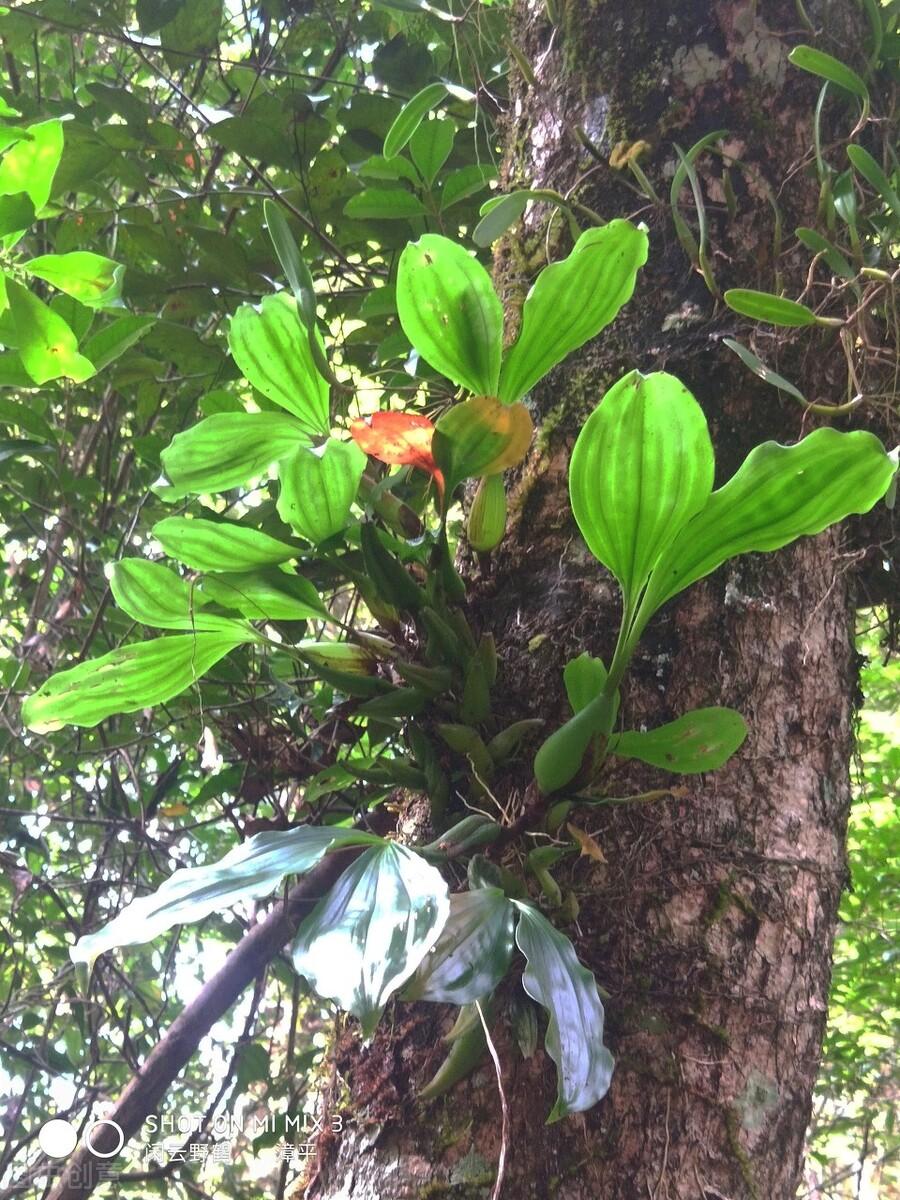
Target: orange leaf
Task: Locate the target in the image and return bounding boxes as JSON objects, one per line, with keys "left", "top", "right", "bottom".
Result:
{"left": 351, "top": 411, "right": 443, "bottom": 491}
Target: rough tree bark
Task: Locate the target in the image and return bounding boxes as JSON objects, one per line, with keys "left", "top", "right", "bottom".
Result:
{"left": 306, "top": 3, "right": 871, "bottom": 1198}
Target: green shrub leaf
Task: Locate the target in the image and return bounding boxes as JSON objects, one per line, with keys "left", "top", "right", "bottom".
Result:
{"left": 383, "top": 82, "right": 447, "bottom": 157}
{"left": 344, "top": 189, "right": 428, "bottom": 220}
{"left": 440, "top": 163, "right": 497, "bottom": 211}
{"left": 397, "top": 233, "right": 503, "bottom": 395}
{"left": 82, "top": 314, "right": 156, "bottom": 371}
{"left": 410, "top": 117, "right": 454, "bottom": 186}
{"left": 0, "top": 117, "right": 64, "bottom": 211}
{"left": 498, "top": 220, "right": 648, "bottom": 404}
{"left": 0, "top": 191, "right": 35, "bottom": 238}
{"left": 6, "top": 280, "right": 94, "bottom": 385}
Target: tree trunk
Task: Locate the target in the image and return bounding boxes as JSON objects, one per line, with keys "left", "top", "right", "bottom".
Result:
{"left": 305, "top": 2, "right": 866, "bottom": 1197}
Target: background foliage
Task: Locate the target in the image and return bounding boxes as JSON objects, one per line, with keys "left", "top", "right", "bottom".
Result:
{"left": 805, "top": 612, "right": 899, "bottom": 1200}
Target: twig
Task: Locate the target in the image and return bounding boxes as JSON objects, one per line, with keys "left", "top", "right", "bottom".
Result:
{"left": 475, "top": 998, "right": 508, "bottom": 1200}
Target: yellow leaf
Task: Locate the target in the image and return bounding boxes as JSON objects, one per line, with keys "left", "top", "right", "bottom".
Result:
{"left": 566, "top": 822, "right": 606, "bottom": 863}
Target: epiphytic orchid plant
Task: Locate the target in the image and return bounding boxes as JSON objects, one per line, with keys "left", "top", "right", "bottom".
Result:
{"left": 22, "top": 196, "right": 896, "bottom": 1121}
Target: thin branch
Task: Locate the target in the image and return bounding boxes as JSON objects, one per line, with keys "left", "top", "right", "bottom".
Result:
{"left": 41, "top": 816, "right": 391, "bottom": 1200}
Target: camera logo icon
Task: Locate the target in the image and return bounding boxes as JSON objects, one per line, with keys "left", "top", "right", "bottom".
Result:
{"left": 38, "top": 1118, "right": 125, "bottom": 1159}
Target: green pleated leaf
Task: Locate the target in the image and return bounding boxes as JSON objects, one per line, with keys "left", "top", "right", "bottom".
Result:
{"left": 723, "top": 289, "right": 818, "bottom": 327}
{"left": 0, "top": 118, "right": 64, "bottom": 211}
{"left": 228, "top": 293, "right": 330, "bottom": 436}
{"left": 642, "top": 428, "right": 896, "bottom": 614}
{"left": 569, "top": 370, "right": 714, "bottom": 609}
{"left": 25, "top": 251, "right": 124, "bottom": 308}
{"left": 383, "top": 82, "right": 447, "bottom": 157}
{"left": 109, "top": 558, "right": 256, "bottom": 635}
{"left": 609, "top": 707, "right": 748, "bottom": 774}
{"left": 276, "top": 438, "right": 366, "bottom": 543}
{"left": 513, "top": 902, "right": 614, "bottom": 1121}
{"left": 199, "top": 568, "right": 328, "bottom": 622}
{"left": 396, "top": 234, "right": 503, "bottom": 395}
{"left": 159, "top": 412, "right": 307, "bottom": 498}
{"left": 153, "top": 516, "right": 298, "bottom": 572}
{"left": 788, "top": 45, "right": 869, "bottom": 100}
{"left": 498, "top": 220, "right": 648, "bottom": 405}
{"left": 404, "top": 887, "right": 515, "bottom": 1004}
{"left": 6, "top": 279, "right": 95, "bottom": 385}
{"left": 21, "top": 633, "right": 250, "bottom": 733}
{"left": 291, "top": 842, "right": 450, "bottom": 1037}
{"left": 70, "top": 825, "right": 385, "bottom": 966}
